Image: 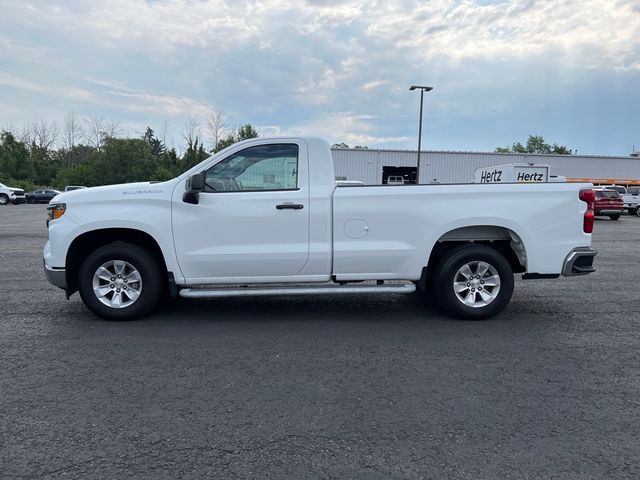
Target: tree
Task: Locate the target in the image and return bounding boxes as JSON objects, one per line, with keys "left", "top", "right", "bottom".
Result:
{"left": 236, "top": 123, "right": 259, "bottom": 142}
{"left": 496, "top": 135, "right": 571, "bottom": 155}
{"left": 206, "top": 110, "right": 226, "bottom": 152}
{"left": 84, "top": 115, "right": 120, "bottom": 150}
{"left": 332, "top": 143, "right": 350, "bottom": 149}
{"left": 87, "top": 137, "right": 159, "bottom": 186}
{"left": 142, "top": 127, "right": 166, "bottom": 156}
{"left": 212, "top": 123, "right": 260, "bottom": 153}
{"left": 0, "top": 117, "right": 264, "bottom": 191}
{"left": 215, "top": 134, "right": 237, "bottom": 153}
{"left": 54, "top": 162, "right": 99, "bottom": 189}
{"left": 159, "top": 120, "right": 170, "bottom": 150}
{"left": 182, "top": 115, "right": 201, "bottom": 152}
{"left": 31, "top": 120, "right": 60, "bottom": 150}
{"left": 63, "top": 112, "right": 83, "bottom": 151}
{"left": 83, "top": 115, "right": 105, "bottom": 149}
{"left": 61, "top": 112, "right": 84, "bottom": 168}
{"left": 181, "top": 138, "right": 209, "bottom": 170}
{"left": 104, "top": 120, "right": 121, "bottom": 139}
{"left": 0, "top": 131, "right": 35, "bottom": 188}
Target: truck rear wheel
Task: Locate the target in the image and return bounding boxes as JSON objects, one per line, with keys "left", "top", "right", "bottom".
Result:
{"left": 433, "top": 245, "right": 514, "bottom": 320}
{"left": 610, "top": 214, "right": 620, "bottom": 220}
{"left": 78, "top": 243, "right": 163, "bottom": 320}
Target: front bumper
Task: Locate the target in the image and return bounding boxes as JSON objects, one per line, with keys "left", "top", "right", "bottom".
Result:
{"left": 44, "top": 262, "right": 67, "bottom": 290}
{"left": 11, "top": 196, "right": 26, "bottom": 204}
{"left": 562, "top": 248, "right": 597, "bottom": 276}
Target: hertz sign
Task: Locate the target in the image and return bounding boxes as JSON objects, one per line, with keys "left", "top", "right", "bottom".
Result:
{"left": 475, "top": 164, "right": 550, "bottom": 184}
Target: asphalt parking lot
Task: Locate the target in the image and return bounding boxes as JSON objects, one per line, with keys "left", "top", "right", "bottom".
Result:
{"left": 1, "top": 204, "right": 639, "bottom": 479}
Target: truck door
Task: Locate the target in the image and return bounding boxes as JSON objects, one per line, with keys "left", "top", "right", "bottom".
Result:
{"left": 172, "top": 142, "right": 310, "bottom": 281}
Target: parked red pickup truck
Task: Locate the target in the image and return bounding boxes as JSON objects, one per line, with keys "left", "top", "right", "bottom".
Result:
{"left": 593, "top": 188, "right": 624, "bottom": 220}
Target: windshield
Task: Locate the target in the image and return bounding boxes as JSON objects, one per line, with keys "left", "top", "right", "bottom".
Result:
{"left": 596, "top": 190, "right": 620, "bottom": 199}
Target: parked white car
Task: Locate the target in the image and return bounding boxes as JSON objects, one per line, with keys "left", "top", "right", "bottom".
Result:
{"left": 44, "top": 137, "right": 597, "bottom": 321}
{"left": 0, "top": 182, "right": 26, "bottom": 205}
{"left": 601, "top": 185, "right": 626, "bottom": 195}
{"left": 622, "top": 186, "right": 640, "bottom": 215}
{"left": 387, "top": 176, "right": 405, "bottom": 185}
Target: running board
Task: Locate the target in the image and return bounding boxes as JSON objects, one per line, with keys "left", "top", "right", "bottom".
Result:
{"left": 179, "top": 283, "right": 416, "bottom": 299}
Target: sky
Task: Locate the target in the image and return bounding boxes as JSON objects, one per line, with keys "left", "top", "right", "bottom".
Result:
{"left": 0, "top": 0, "right": 639, "bottom": 155}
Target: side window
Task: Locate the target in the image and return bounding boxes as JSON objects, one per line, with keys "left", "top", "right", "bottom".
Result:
{"left": 204, "top": 144, "right": 299, "bottom": 192}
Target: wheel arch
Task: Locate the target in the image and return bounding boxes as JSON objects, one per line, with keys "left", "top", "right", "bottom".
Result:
{"left": 419, "top": 225, "right": 527, "bottom": 289}
{"left": 65, "top": 228, "right": 169, "bottom": 296}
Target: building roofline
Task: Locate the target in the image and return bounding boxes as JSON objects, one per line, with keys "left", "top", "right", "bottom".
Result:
{"left": 330, "top": 147, "right": 638, "bottom": 161}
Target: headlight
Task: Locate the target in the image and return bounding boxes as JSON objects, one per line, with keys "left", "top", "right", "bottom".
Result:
{"left": 46, "top": 203, "right": 66, "bottom": 226}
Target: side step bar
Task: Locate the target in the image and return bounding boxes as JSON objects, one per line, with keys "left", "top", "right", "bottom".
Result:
{"left": 179, "top": 283, "right": 416, "bottom": 299}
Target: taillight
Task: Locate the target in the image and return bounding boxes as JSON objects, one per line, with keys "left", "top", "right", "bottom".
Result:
{"left": 583, "top": 210, "right": 594, "bottom": 233}
{"left": 580, "top": 189, "right": 595, "bottom": 233}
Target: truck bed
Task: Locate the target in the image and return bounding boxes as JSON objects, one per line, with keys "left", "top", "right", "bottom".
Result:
{"left": 332, "top": 182, "right": 592, "bottom": 280}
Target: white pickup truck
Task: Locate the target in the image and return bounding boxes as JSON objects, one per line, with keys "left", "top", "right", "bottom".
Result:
{"left": 622, "top": 186, "right": 640, "bottom": 216}
{"left": 0, "top": 182, "right": 26, "bottom": 205}
{"left": 44, "top": 137, "right": 597, "bottom": 321}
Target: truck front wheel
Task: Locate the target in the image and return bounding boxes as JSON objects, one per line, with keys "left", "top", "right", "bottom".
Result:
{"left": 433, "top": 245, "right": 514, "bottom": 320}
{"left": 78, "top": 243, "right": 163, "bottom": 320}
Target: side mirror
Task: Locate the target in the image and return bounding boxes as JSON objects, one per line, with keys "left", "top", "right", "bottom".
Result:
{"left": 183, "top": 172, "right": 205, "bottom": 204}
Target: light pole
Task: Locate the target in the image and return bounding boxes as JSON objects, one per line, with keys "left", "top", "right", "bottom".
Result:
{"left": 409, "top": 85, "right": 433, "bottom": 184}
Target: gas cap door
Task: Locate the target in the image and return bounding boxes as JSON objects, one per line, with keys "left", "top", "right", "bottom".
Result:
{"left": 344, "top": 219, "right": 369, "bottom": 239}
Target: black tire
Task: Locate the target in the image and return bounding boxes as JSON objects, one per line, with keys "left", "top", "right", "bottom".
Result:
{"left": 628, "top": 208, "right": 637, "bottom": 216}
{"left": 28, "top": 197, "right": 36, "bottom": 204}
{"left": 432, "top": 244, "right": 514, "bottom": 320}
{"left": 78, "top": 243, "right": 164, "bottom": 320}
{"left": 610, "top": 214, "right": 620, "bottom": 220}
{"left": 0, "top": 194, "right": 8, "bottom": 205}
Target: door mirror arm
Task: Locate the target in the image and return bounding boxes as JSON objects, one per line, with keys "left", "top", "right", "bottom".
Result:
{"left": 183, "top": 172, "right": 205, "bottom": 204}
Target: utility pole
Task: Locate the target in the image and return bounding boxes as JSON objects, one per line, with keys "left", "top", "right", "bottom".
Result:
{"left": 409, "top": 85, "right": 433, "bottom": 184}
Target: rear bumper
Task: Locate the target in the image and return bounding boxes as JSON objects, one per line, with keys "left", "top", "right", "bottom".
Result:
{"left": 44, "top": 261, "right": 67, "bottom": 290}
{"left": 594, "top": 209, "right": 622, "bottom": 215}
{"left": 562, "top": 248, "right": 597, "bottom": 276}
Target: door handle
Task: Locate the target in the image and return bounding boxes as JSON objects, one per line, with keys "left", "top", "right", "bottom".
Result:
{"left": 276, "top": 203, "right": 304, "bottom": 210}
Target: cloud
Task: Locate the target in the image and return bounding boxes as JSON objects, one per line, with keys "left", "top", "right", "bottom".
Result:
{"left": 85, "top": 0, "right": 261, "bottom": 52}
{"left": 362, "top": 80, "right": 390, "bottom": 90}
{"left": 0, "top": 0, "right": 638, "bottom": 154}
{"left": 0, "top": 73, "right": 99, "bottom": 103}
{"left": 362, "top": 0, "right": 640, "bottom": 70}
{"left": 264, "top": 111, "right": 410, "bottom": 146}
{"left": 82, "top": 77, "right": 217, "bottom": 117}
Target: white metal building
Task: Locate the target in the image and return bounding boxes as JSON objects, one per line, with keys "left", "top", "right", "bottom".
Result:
{"left": 331, "top": 148, "right": 640, "bottom": 186}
